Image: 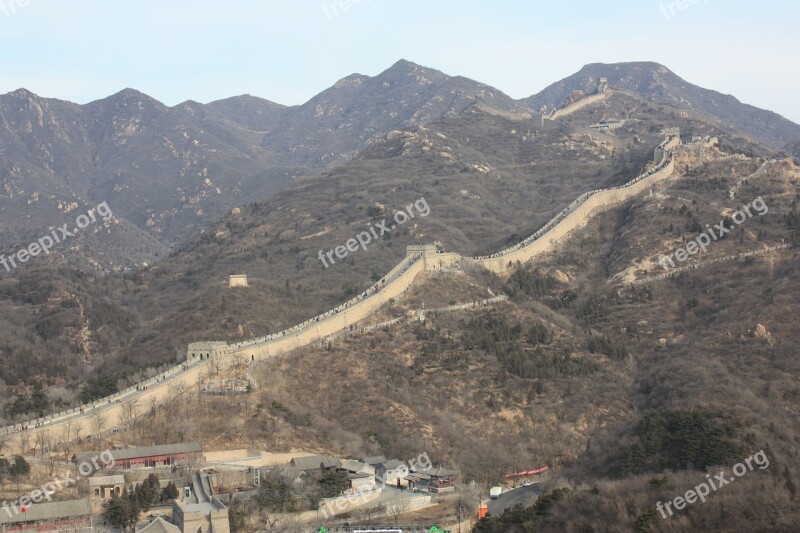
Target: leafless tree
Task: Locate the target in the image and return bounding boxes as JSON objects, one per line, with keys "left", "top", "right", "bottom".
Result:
{"left": 258, "top": 511, "right": 286, "bottom": 533}
{"left": 227, "top": 351, "right": 250, "bottom": 376}
{"left": 19, "top": 433, "right": 31, "bottom": 455}
{"left": 361, "top": 503, "right": 386, "bottom": 525}
{"left": 47, "top": 454, "right": 59, "bottom": 477}
{"left": 385, "top": 500, "right": 410, "bottom": 523}
{"left": 169, "top": 381, "right": 189, "bottom": 402}
{"left": 35, "top": 430, "right": 53, "bottom": 458}
{"left": 92, "top": 411, "right": 106, "bottom": 435}
{"left": 208, "top": 355, "right": 222, "bottom": 376}
{"left": 119, "top": 398, "right": 141, "bottom": 426}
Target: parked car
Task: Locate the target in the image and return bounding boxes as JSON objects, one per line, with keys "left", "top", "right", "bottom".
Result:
{"left": 523, "top": 480, "right": 532, "bottom": 487}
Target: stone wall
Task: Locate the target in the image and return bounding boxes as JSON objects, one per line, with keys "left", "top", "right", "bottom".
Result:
{"left": 654, "top": 134, "right": 681, "bottom": 163}
{"left": 230, "top": 257, "right": 426, "bottom": 361}
{"left": 2, "top": 137, "right": 679, "bottom": 454}
{"left": 467, "top": 156, "right": 675, "bottom": 273}
{"left": 549, "top": 91, "right": 610, "bottom": 120}
{"left": 318, "top": 489, "right": 382, "bottom": 519}
{"left": 5, "top": 357, "right": 213, "bottom": 453}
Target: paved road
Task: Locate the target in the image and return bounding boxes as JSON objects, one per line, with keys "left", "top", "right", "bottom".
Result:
{"left": 488, "top": 484, "right": 544, "bottom": 516}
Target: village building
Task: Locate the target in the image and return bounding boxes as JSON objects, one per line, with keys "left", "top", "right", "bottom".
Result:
{"left": 289, "top": 455, "right": 340, "bottom": 471}
{"left": 278, "top": 455, "right": 341, "bottom": 485}
{"left": 138, "top": 517, "right": 182, "bottom": 533}
{"left": 408, "top": 465, "right": 457, "bottom": 493}
{"left": 0, "top": 499, "right": 92, "bottom": 532}
{"left": 360, "top": 455, "right": 387, "bottom": 469}
{"left": 346, "top": 472, "right": 376, "bottom": 493}
{"left": 74, "top": 442, "right": 204, "bottom": 471}
{"left": 172, "top": 497, "right": 230, "bottom": 533}
{"left": 88, "top": 474, "right": 125, "bottom": 501}
{"left": 338, "top": 460, "right": 375, "bottom": 477}
{"left": 338, "top": 460, "right": 376, "bottom": 492}
{"left": 377, "top": 459, "right": 408, "bottom": 487}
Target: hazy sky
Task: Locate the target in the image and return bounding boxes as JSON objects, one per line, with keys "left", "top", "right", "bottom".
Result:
{"left": 1, "top": 0, "right": 798, "bottom": 122}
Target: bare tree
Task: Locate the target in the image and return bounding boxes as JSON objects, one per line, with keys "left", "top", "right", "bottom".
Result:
{"left": 47, "top": 454, "right": 59, "bottom": 477}
{"left": 455, "top": 498, "right": 471, "bottom": 533}
{"left": 92, "top": 411, "right": 106, "bottom": 435}
{"left": 208, "top": 355, "right": 222, "bottom": 376}
{"left": 119, "top": 398, "right": 141, "bottom": 426}
{"left": 258, "top": 511, "right": 286, "bottom": 533}
{"left": 35, "top": 431, "right": 53, "bottom": 458}
{"left": 385, "top": 500, "right": 410, "bottom": 523}
{"left": 361, "top": 503, "right": 386, "bottom": 525}
{"left": 227, "top": 351, "right": 250, "bottom": 376}
{"left": 19, "top": 433, "right": 31, "bottom": 456}
{"left": 169, "top": 381, "right": 189, "bottom": 401}
{"left": 61, "top": 419, "right": 73, "bottom": 446}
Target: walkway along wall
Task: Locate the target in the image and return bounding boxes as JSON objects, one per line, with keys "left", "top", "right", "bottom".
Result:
{"left": 467, "top": 157, "right": 675, "bottom": 273}
{"left": 548, "top": 91, "right": 610, "bottom": 120}
{"left": 231, "top": 257, "right": 426, "bottom": 361}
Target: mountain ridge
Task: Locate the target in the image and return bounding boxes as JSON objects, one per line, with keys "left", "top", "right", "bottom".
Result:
{"left": 524, "top": 61, "right": 800, "bottom": 148}
{"left": 1, "top": 60, "right": 797, "bottom": 272}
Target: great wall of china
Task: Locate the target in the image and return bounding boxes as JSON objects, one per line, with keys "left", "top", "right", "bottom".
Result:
{"left": 3, "top": 105, "right": 712, "bottom": 454}
{"left": 544, "top": 77, "right": 609, "bottom": 121}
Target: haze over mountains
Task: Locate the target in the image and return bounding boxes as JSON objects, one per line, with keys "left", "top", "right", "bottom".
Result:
{"left": 1, "top": 60, "right": 798, "bottom": 272}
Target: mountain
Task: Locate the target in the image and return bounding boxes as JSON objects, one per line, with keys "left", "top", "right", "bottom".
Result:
{"left": 0, "top": 85, "right": 778, "bottom": 387}
{"left": 0, "top": 61, "right": 531, "bottom": 270}
{"left": 2, "top": 63, "right": 799, "bottom": 531}
{"left": 207, "top": 59, "right": 532, "bottom": 170}
{"left": 1, "top": 60, "right": 798, "bottom": 273}
{"left": 783, "top": 139, "right": 800, "bottom": 163}
{"left": 524, "top": 61, "right": 800, "bottom": 149}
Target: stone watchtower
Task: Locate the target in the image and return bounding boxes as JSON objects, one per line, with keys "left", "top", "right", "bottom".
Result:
{"left": 406, "top": 244, "right": 439, "bottom": 261}
{"left": 187, "top": 341, "right": 228, "bottom": 361}
{"left": 406, "top": 243, "right": 461, "bottom": 272}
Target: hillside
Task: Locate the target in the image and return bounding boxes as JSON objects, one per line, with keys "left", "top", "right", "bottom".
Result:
{"left": 1, "top": 75, "right": 799, "bottom": 530}
{"left": 0, "top": 61, "right": 530, "bottom": 269}
{"left": 524, "top": 62, "right": 800, "bottom": 149}
{"left": 2, "top": 61, "right": 798, "bottom": 275}
{"left": 49, "top": 147, "right": 800, "bottom": 532}
{"left": 0, "top": 88, "right": 785, "bottom": 391}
